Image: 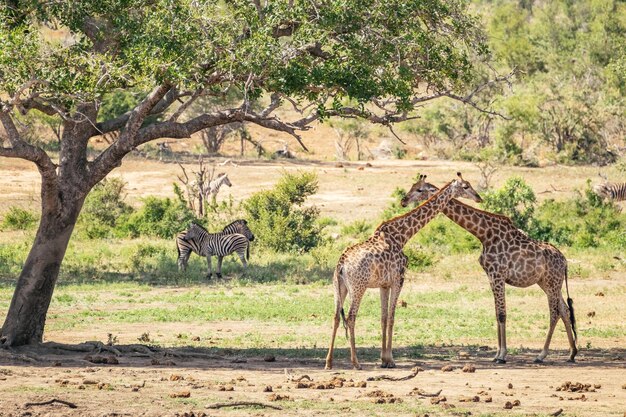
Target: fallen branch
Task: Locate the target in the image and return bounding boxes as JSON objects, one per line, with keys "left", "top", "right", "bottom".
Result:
{"left": 367, "top": 366, "right": 422, "bottom": 381}
{"left": 550, "top": 409, "right": 563, "bottom": 417}
{"left": 25, "top": 398, "right": 77, "bottom": 409}
{"left": 206, "top": 401, "right": 282, "bottom": 410}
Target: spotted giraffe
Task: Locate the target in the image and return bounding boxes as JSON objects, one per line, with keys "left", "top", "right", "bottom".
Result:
{"left": 402, "top": 179, "right": 578, "bottom": 363}
{"left": 325, "top": 173, "right": 482, "bottom": 370}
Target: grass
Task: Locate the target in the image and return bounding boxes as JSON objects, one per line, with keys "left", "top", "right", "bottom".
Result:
{"left": 1, "top": 271, "right": 621, "bottom": 362}
{"left": 0, "top": 229, "right": 624, "bottom": 358}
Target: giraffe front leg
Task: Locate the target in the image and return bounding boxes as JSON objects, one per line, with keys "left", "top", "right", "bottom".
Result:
{"left": 382, "top": 281, "right": 403, "bottom": 369}
{"left": 379, "top": 288, "right": 390, "bottom": 368}
{"left": 490, "top": 279, "right": 507, "bottom": 363}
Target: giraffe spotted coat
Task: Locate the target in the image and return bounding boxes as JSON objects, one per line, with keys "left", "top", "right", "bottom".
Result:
{"left": 402, "top": 183, "right": 578, "bottom": 363}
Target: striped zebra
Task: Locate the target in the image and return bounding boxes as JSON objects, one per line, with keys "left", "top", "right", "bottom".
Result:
{"left": 176, "top": 220, "right": 254, "bottom": 278}
{"left": 593, "top": 182, "right": 626, "bottom": 202}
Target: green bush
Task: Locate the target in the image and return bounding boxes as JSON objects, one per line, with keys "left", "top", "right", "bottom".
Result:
{"left": 243, "top": 171, "right": 324, "bottom": 253}
{"left": 404, "top": 243, "right": 437, "bottom": 272}
{"left": 414, "top": 217, "right": 481, "bottom": 254}
{"left": 534, "top": 182, "right": 626, "bottom": 249}
{"left": 340, "top": 219, "right": 373, "bottom": 240}
{"left": 480, "top": 176, "right": 537, "bottom": 231}
{"left": 119, "top": 197, "right": 197, "bottom": 239}
{"left": 78, "top": 178, "right": 134, "bottom": 239}
{"left": 1, "top": 206, "right": 38, "bottom": 230}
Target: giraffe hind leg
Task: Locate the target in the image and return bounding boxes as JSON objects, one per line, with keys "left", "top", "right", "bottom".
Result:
{"left": 535, "top": 290, "right": 560, "bottom": 363}
{"left": 561, "top": 296, "right": 578, "bottom": 362}
{"left": 325, "top": 268, "right": 348, "bottom": 370}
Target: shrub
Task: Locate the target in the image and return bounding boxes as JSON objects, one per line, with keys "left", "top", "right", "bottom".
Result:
{"left": 119, "top": 197, "right": 197, "bottom": 239}
{"left": 404, "top": 243, "right": 437, "bottom": 272}
{"left": 1, "top": 207, "right": 38, "bottom": 230}
{"left": 534, "top": 182, "right": 626, "bottom": 249}
{"left": 243, "top": 171, "right": 324, "bottom": 253}
{"left": 340, "top": 219, "right": 373, "bottom": 240}
{"left": 414, "top": 217, "right": 481, "bottom": 254}
{"left": 78, "top": 178, "right": 134, "bottom": 238}
{"left": 480, "top": 176, "right": 537, "bottom": 231}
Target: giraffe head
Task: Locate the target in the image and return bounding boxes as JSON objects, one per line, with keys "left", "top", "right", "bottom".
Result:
{"left": 400, "top": 174, "right": 439, "bottom": 207}
{"left": 401, "top": 172, "right": 482, "bottom": 207}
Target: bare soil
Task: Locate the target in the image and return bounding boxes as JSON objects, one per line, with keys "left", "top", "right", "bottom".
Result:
{"left": 0, "top": 343, "right": 624, "bottom": 416}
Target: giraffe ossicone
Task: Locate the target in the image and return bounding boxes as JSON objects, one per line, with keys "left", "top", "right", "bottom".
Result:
{"left": 325, "top": 173, "right": 482, "bottom": 370}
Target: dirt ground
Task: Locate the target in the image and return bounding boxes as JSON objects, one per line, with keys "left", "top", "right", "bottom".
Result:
{"left": 0, "top": 343, "right": 625, "bottom": 417}
{"left": 1, "top": 154, "right": 623, "bottom": 222}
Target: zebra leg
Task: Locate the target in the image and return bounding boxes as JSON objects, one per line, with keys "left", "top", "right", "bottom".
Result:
{"left": 216, "top": 256, "right": 223, "bottom": 279}
{"left": 205, "top": 255, "right": 213, "bottom": 279}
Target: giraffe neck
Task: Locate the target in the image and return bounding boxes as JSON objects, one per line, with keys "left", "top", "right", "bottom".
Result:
{"left": 441, "top": 199, "right": 514, "bottom": 242}
{"left": 377, "top": 181, "right": 456, "bottom": 248}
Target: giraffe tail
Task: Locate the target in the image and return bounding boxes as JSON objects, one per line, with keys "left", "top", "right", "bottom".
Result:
{"left": 565, "top": 270, "right": 578, "bottom": 343}
{"left": 334, "top": 263, "right": 349, "bottom": 339}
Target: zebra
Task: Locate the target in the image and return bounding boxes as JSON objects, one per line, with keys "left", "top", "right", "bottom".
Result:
{"left": 593, "top": 182, "right": 626, "bottom": 202}
{"left": 176, "top": 220, "right": 254, "bottom": 278}
{"left": 205, "top": 173, "right": 232, "bottom": 203}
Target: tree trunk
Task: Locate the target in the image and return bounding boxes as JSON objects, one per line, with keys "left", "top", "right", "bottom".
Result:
{"left": 0, "top": 199, "right": 83, "bottom": 346}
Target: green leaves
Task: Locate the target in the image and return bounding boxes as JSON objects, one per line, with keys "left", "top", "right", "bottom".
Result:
{"left": 0, "top": 0, "right": 487, "bottom": 114}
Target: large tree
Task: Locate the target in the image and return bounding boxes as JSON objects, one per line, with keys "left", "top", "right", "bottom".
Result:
{"left": 0, "top": 0, "right": 496, "bottom": 346}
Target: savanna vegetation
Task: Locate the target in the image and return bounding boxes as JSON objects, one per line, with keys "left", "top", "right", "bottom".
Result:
{"left": 1, "top": 1, "right": 625, "bottom": 416}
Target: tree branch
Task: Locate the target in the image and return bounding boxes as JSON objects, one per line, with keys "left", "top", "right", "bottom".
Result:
{"left": 95, "top": 87, "right": 182, "bottom": 135}
{"left": 0, "top": 109, "right": 60, "bottom": 211}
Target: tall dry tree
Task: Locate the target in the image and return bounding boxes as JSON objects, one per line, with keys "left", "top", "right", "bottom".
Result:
{"left": 0, "top": 1, "right": 505, "bottom": 346}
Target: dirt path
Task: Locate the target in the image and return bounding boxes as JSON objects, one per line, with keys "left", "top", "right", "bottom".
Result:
{"left": 1, "top": 344, "right": 624, "bottom": 416}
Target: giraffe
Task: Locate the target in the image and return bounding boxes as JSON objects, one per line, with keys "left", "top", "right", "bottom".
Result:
{"left": 325, "top": 173, "right": 482, "bottom": 370}
{"left": 401, "top": 180, "right": 578, "bottom": 364}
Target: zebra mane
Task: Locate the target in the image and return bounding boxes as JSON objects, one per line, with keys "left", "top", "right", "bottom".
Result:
{"left": 224, "top": 219, "right": 246, "bottom": 227}
{"left": 189, "top": 222, "right": 209, "bottom": 233}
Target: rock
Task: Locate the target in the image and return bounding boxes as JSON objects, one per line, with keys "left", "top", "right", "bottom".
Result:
{"left": 462, "top": 364, "right": 476, "bottom": 373}
{"left": 441, "top": 365, "right": 455, "bottom": 372}
{"left": 169, "top": 391, "right": 191, "bottom": 398}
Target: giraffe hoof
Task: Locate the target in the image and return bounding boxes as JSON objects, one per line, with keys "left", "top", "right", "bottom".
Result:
{"left": 352, "top": 364, "right": 362, "bottom": 370}
{"left": 566, "top": 358, "right": 576, "bottom": 363}
{"left": 533, "top": 358, "right": 544, "bottom": 364}
{"left": 495, "top": 359, "right": 507, "bottom": 364}
{"left": 216, "top": 273, "right": 223, "bottom": 279}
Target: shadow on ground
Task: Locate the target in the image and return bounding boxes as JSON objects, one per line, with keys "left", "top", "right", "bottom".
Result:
{"left": 2, "top": 342, "right": 624, "bottom": 372}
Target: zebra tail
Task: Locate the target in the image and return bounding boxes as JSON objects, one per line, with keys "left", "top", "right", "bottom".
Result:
{"left": 246, "top": 242, "right": 250, "bottom": 261}
{"left": 565, "top": 270, "right": 578, "bottom": 343}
